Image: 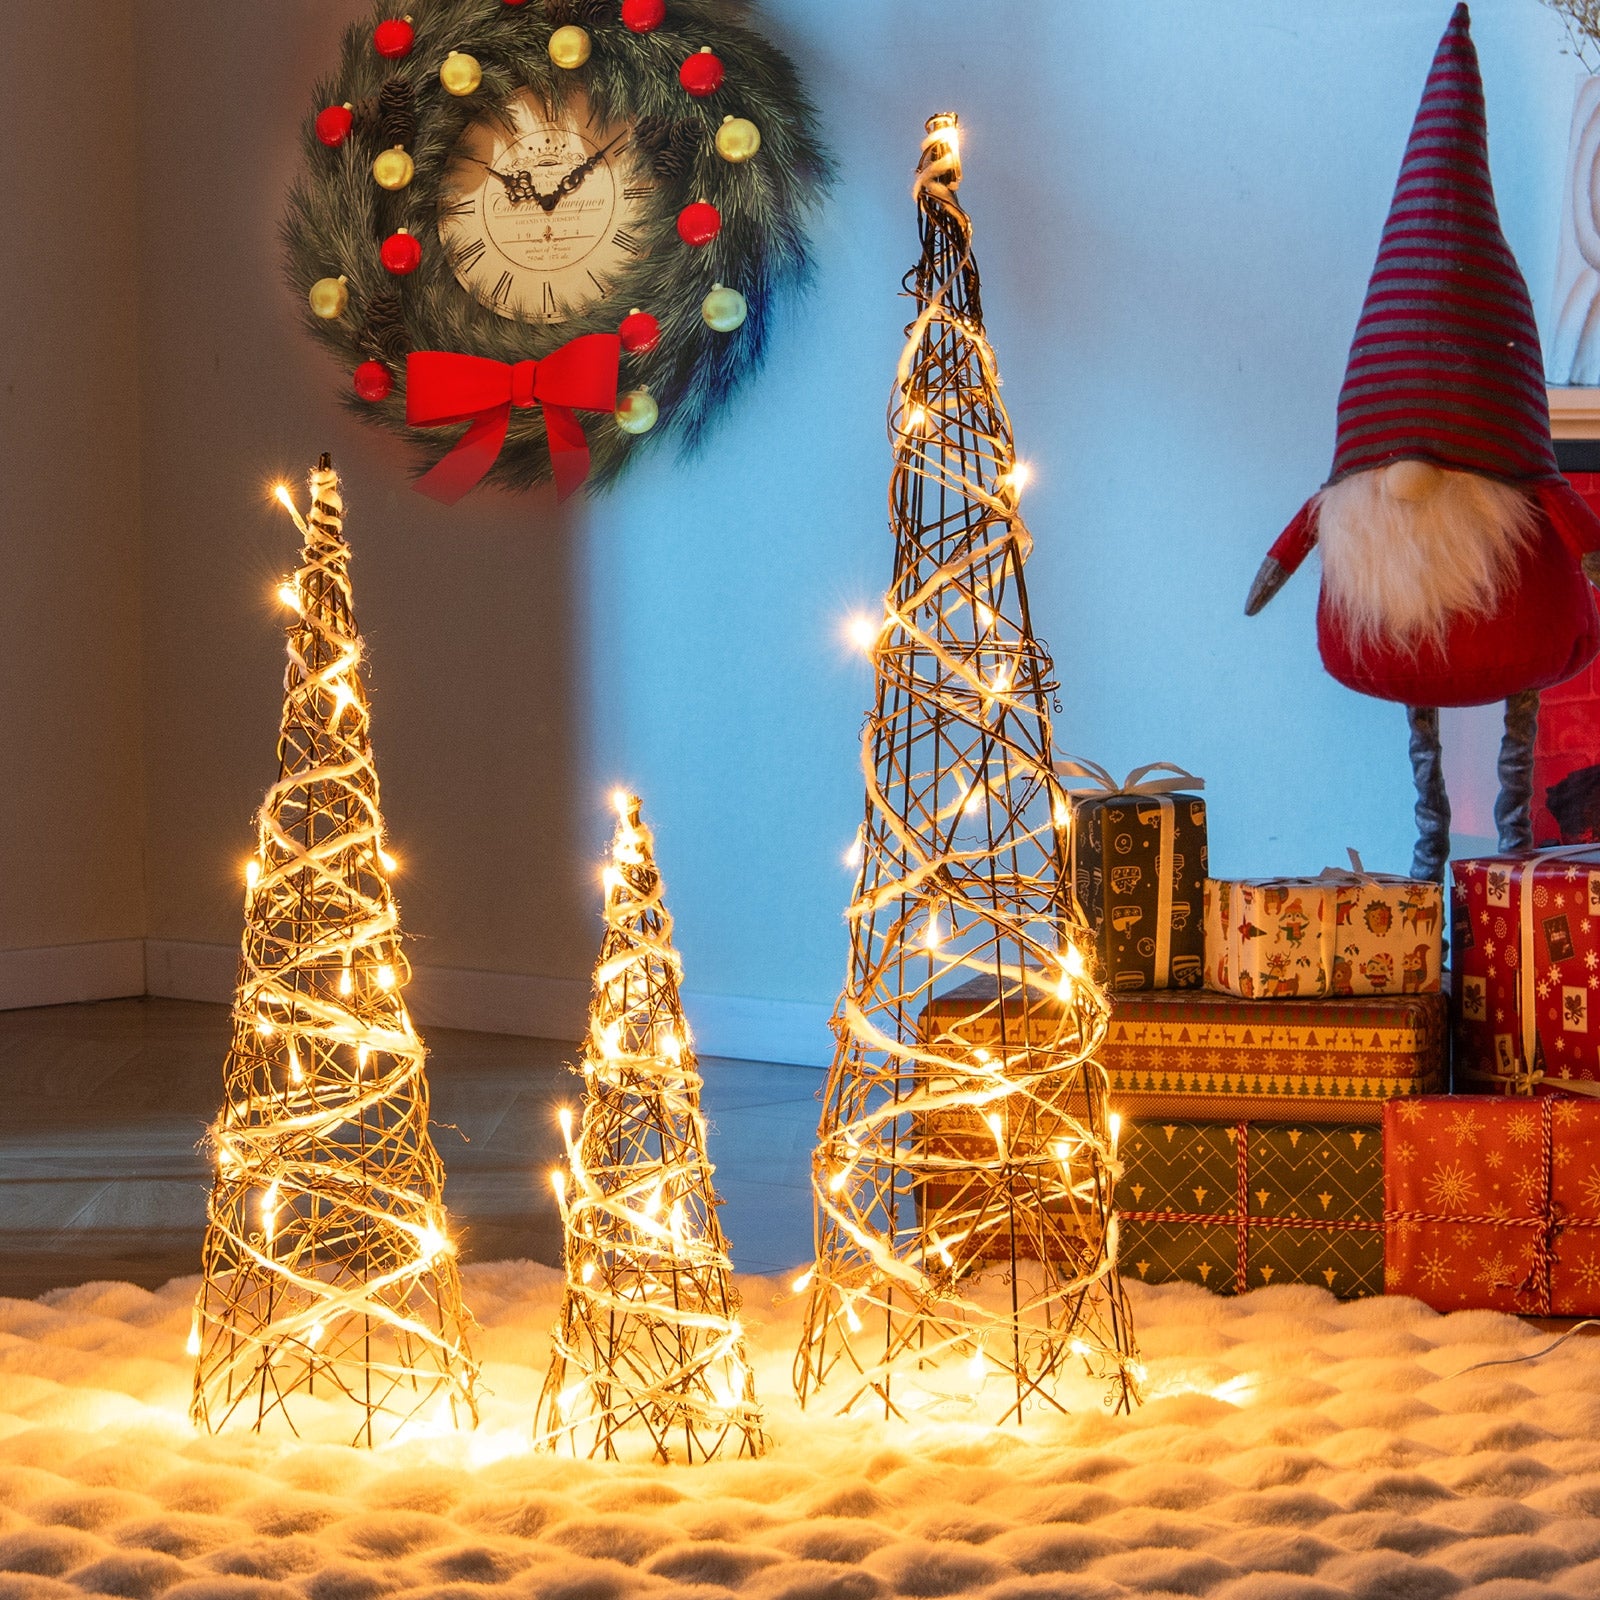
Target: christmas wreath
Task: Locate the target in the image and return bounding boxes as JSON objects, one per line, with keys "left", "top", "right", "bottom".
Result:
{"left": 285, "top": 0, "right": 829, "bottom": 502}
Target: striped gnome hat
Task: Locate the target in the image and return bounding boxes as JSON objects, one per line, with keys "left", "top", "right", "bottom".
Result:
{"left": 1329, "top": 3, "right": 1557, "bottom": 487}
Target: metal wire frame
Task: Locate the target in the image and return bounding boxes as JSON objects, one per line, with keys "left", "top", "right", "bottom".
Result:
{"left": 190, "top": 457, "right": 479, "bottom": 1447}
{"left": 536, "top": 794, "right": 765, "bottom": 1463}
{"left": 793, "top": 116, "right": 1141, "bottom": 1425}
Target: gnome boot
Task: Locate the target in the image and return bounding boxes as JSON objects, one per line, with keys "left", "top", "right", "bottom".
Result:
{"left": 1407, "top": 705, "right": 1451, "bottom": 882}
{"left": 1494, "top": 688, "right": 1540, "bottom": 853}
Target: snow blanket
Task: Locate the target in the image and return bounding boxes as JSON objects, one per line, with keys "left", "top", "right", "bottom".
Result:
{"left": 4, "top": 1264, "right": 1600, "bottom": 1600}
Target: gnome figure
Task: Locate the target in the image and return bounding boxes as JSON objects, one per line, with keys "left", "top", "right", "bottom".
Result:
{"left": 1247, "top": 4, "right": 1600, "bottom": 881}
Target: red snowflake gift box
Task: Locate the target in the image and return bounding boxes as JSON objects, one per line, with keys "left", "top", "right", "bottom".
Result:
{"left": 1450, "top": 848, "right": 1600, "bottom": 1095}
{"left": 1384, "top": 1095, "right": 1600, "bottom": 1315}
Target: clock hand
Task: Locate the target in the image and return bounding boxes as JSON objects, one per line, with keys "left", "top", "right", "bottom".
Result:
{"left": 538, "top": 131, "right": 631, "bottom": 211}
{"left": 467, "top": 156, "right": 535, "bottom": 204}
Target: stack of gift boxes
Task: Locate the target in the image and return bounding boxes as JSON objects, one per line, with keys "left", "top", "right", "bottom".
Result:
{"left": 921, "top": 777, "right": 1600, "bottom": 1317}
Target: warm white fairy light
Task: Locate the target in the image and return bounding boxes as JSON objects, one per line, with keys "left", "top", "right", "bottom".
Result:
{"left": 190, "top": 457, "right": 478, "bottom": 1447}
{"left": 846, "top": 612, "right": 881, "bottom": 653}
{"left": 536, "top": 795, "right": 765, "bottom": 1464}
{"left": 795, "top": 113, "right": 1140, "bottom": 1425}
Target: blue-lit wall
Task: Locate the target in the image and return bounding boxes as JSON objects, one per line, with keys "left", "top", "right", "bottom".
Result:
{"left": 578, "top": 1, "right": 1579, "bottom": 1058}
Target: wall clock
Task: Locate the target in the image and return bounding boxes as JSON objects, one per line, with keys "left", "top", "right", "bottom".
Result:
{"left": 286, "top": 1, "right": 829, "bottom": 503}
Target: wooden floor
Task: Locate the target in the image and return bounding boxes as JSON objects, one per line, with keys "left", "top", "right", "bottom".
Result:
{"left": 0, "top": 998, "right": 822, "bottom": 1300}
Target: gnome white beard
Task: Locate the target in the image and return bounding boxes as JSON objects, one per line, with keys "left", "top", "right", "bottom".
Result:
{"left": 1316, "top": 463, "right": 1537, "bottom": 657}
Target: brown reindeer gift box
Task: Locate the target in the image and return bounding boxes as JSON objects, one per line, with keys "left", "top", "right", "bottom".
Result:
{"left": 1205, "top": 855, "right": 1443, "bottom": 1000}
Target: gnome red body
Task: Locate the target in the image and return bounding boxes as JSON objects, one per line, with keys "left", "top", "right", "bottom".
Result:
{"left": 1248, "top": 5, "right": 1600, "bottom": 877}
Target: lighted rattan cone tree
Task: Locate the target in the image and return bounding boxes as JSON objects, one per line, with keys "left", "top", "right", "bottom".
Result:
{"left": 537, "top": 793, "right": 764, "bottom": 1463}
{"left": 190, "top": 457, "right": 478, "bottom": 1446}
{"left": 794, "top": 116, "right": 1140, "bottom": 1424}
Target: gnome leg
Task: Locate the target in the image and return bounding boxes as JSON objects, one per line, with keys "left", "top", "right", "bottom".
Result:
{"left": 1407, "top": 705, "right": 1451, "bottom": 883}
{"left": 1494, "top": 689, "right": 1541, "bottom": 854}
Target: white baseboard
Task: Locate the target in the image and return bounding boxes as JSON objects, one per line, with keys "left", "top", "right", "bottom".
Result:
{"left": 139, "top": 938, "right": 830, "bottom": 1068}
{"left": 143, "top": 938, "right": 236, "bottom": 1003}
{"left": 0, "top": 940, "right": 146, "bottom": 1010}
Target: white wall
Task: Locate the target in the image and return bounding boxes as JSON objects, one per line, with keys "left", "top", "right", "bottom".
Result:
{"left": 0, "top": 1, "right": 146, "bottom": 1005}
{"left": 2, "top": 1, "right": 1578, "bottom": 1062}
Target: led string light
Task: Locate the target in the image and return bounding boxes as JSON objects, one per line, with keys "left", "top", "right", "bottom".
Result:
{"left": 190, "top": 457, "right": 478, "bottom": 1447}
{"left": 795, "top": 114, "right": 1141, "bottom": 1424}
{"left": 535, "top": 793, "right": 765, "bottom": 1463}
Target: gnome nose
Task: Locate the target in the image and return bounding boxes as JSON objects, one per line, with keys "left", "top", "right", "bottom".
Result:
{"left": 1384, "top": 459, "right": 1443, "bottom": 503}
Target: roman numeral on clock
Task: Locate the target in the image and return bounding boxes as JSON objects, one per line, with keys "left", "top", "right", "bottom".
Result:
{"left": 622, "top": 184, "right": 653, "bottom": 202}
{"left": 441, "top": 199, "right": 475, "bottom": 218}
{"left": 611, "top": 228, "right": 642, "bottom": 256}
{"left": 490, "top": 271, "right": 515, "bottom": 309}
{"left": 541, "top": 281, "right": 557, "bottom": 318}
{"left": 454, "top": 237, "right": 487, "bottom": 272}
{"left": 587, "top": 270, "right": 611, "bottom": 297}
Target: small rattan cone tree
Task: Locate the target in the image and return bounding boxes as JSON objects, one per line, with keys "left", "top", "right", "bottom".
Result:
{"left": 536, "top": 793, "right": 764, "bottom": 1463}
{"left": 190, "top": 457, "right": 478, "bottom": 1446}
{"left": 793, "top": 115, "right": 1140, "bottom": 1424}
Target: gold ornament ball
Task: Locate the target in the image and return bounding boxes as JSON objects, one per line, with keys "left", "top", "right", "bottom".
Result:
{"left": 308, "top": 275, "right": 350, "bottom": 319}
{"left": 439, "top": 50, "right": 483, "bottom": 96}
{"left": 615, "top": 389, "right": 660, "bottom": 434}
{"left": 548, "top": 25, "right": 592, "bottom": 69}
{"left": 715, "top": 116, "right": 761, "bottom": 163}
{"left": 372, "top": 146, "right": 416, "bottom": 190}
{"left": 701, "top": 283, "right": 748, "bottom": 333}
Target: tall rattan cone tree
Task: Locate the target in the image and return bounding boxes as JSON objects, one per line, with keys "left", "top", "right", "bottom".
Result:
{"left": 537, "top": 793, "right": 764, "bottom": 1464}
{"left": 190, "top": 457, "right": 478, "bottom": 1446}
{"left": 794, "top": 116, "right": 1140, "bottom": 1424}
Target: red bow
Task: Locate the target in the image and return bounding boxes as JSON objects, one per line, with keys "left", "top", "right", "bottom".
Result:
{"left": 406, "top": 335, "right": 621, "bottom": 505}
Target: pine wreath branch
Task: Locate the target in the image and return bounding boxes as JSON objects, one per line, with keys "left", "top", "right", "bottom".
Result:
{"left": 285, "top": 0, "right": 833, "bottom": 495}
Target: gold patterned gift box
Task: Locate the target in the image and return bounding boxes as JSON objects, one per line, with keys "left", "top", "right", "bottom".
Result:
{"left": 1204, "top": 869, "right": 1443, "bottom": 1000}
{"left": 1100, "top": 987, "right": 1446, "bottom": 1123}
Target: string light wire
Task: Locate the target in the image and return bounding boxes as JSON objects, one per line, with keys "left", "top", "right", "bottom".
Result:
{"left": 190, "top": 457, "right": 478, "bottom": 1446}
{"left": 536, "top": 793, "right": 765, "bottom": 1462}
{"left": 793, "top": 115, "right": 1141, "bottom": 1424}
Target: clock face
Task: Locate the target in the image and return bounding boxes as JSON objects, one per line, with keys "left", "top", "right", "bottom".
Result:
{"left": 438, "top": 89, "right": 652, "bottom": 323}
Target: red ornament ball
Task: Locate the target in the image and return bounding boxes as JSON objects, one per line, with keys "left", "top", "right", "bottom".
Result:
{"left": 374, "top": 18, "right": 415, "bottom": 59}
{"left": 679, "top": 48, "right": 724, "bottom": 97}
{"left": 676, "top": 201, "right": 721, "bottom": 247}
{"left": 622, "top": 0, "right": 666, "bottom": 31}
{"left": 315, "top": 104, "right": 354, "bottom": 147}
{"left": 619, "top": 309, "right": 662, "bottom": 354}
{"left": 354, "top": 361, "right": 394, "bottom": 403}
{"left": 381, "top": 230, "right": 423, "bottom": 275}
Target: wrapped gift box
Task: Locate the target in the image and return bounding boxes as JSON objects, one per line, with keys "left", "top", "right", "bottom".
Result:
{"left": 1205, "top": 872, "right": 1442, "bottom": 999}
{"left": 1117, "top": 1119, "right": 1383, "bottom": 1298}
{"left": 1384, "top": 1095, "right": 1600, "bottom": 1314}
{"left": 922, "top": 981, "right": 1446, "bottom": 1125}
{"left": 1070, "top": 784, "right": 1207, "bottom": 993}
{"left": 1450, "top": 848, "right": 1600, "bottom": 1095}
{"left": 1102, "top": 987, "right": 1445, "bottom": 1122}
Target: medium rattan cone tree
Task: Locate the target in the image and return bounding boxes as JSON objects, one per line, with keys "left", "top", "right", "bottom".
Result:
{"left": 190, "top": 457, "right": 478, "bottom": 1446}
{"left": 537, "top": 793, "right": 764, "bottom": 1463}
{"left": 794, "top": 116, "right": 1140, "bottom": 1424}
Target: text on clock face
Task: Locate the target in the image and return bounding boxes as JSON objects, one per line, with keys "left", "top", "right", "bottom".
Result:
{"left": 438, "top": 89, "right": 652, "bottom": 323}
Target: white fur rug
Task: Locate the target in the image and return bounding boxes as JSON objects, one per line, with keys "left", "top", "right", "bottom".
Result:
{"left": 4, "top": 1264, "right": 1600, "bottom": 1600}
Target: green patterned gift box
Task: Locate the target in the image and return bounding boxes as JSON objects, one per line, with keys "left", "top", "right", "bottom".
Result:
{"left": 1116, "top": 1119, "right": 1383, "bottom": 1298}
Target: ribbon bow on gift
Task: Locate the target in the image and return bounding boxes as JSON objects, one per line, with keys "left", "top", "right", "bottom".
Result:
{"left": 1055, "top": 758, "right": 1205, "bottom": 797}
{"left": 406, "top": 335, "right": 621, "bottom": 505}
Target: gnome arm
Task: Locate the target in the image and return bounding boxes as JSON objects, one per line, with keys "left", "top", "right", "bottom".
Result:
{"left": 1532, "top": 479, "right": 1600, "bottom": 586}
{"left": 1245, "top": 497, "right": 1318, "bottom": 616}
